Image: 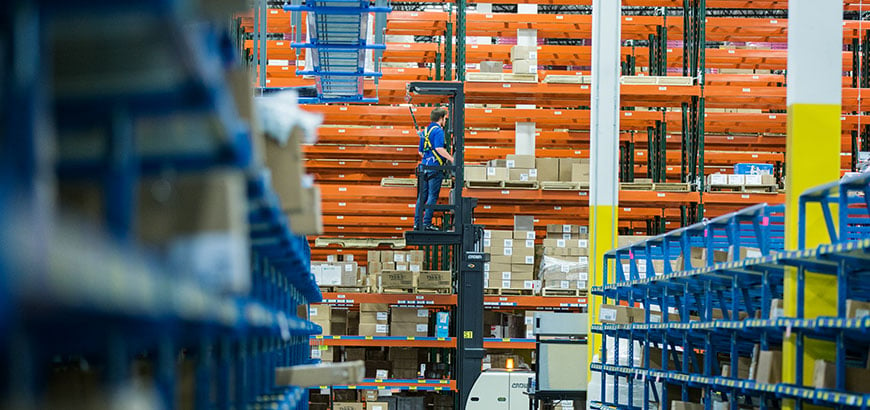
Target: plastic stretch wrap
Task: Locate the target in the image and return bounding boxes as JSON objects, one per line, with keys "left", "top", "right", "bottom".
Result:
{"left": 538, "top": 255, "right": 588, "bottom": 282}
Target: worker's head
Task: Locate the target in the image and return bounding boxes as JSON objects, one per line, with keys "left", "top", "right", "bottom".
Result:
{"left": 430, "top": 107, "right": 448, "bottom": 126}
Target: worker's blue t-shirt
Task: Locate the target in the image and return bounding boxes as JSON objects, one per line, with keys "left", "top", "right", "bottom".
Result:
{"left": 419, "top": 122, "right": 445, "bottom": 167}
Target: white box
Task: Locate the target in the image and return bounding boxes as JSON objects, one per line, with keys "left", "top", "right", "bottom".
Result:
{"left": 745, "top": 174, "right": 762, "bottom": 185}
{"left": 727, "top": 174, "right": 745, "bottom": 185}
{"left": 708, "top": 173, "right": 728, "bottom": 185}
{"left": 320, "top": 265, "right": 342, "bottom": 285}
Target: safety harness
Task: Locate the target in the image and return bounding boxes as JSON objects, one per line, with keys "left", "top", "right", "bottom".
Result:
{"left": 421, "top": 125, "right": 444, "bottom": 166}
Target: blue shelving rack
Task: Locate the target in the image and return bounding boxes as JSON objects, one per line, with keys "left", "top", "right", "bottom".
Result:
{"left": 590, "top": 173, "right": 870, "bottom": 410}
{"left": 1, "top": 1, "right": 321, "bottom": 409}
{"left": 284, "top": 0, "right": 391, "bottom": 103}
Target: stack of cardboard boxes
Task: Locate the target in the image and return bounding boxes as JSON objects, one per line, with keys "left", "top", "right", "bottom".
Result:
{"left": 511, "top": 45, "right": 537, "bottom": 75}
{"left": 363, "top": 250, "right": 450, "bottom": 293}
{"left": 483, "top": 229, "right": 540, "bottom": 292}
{"left": 311, "top": 254, "right": 359, "bottom": 287}
{"left": 539, "top": 224, "right": 589, "bottom": 292}
{"left": 465, "top": 156, "right": 590, "bottom": 187}
{"left": 359, "top": 303, "right": 390, "bottom": 337}
{"left": 389, "top": 348, "right": 421, "bottom": 379}
{"left": 389, "top": 307, "right": 429, "bottom": 337}
{"left": 465, "top": 154, "right": 538, "bottom": 185}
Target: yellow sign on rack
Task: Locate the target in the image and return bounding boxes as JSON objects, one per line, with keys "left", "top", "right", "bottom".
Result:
{"left": 463, "top": 331, "right": 473, "bottom": 339}
{"left": 365, "top": 336, "right": 373, "bottom": 340}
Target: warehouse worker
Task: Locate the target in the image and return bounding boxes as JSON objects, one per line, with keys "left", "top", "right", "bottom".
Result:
{"left": 414, "top": 107, "right": 455, "bottom": 231}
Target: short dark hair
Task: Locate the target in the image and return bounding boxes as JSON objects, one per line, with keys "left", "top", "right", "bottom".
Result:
{"left": 430, "top": 107, "right": 448, "bottom": 122}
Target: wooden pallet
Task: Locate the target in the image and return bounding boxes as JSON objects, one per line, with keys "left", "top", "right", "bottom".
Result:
{"left": 484, "top": 287, "right": 536, "bottom": 296}
{"left": 707, "top": 184, "right": 778, "bottom": 193}
{"left": 541, "top": 288, "right": 586, "bottom": 297}
{"left": 543, "top": 74, "right": 591, "bottom": 84}
{"left": 466, "top": 72, "right": 538, "bottom": 83}
{"left": 314, "top": 237, "right": 406, "bottom": 248}
{"left": 540, "top": 181, "right": 583, "bottom": 191}
{"left": 466, "top": 180, "right": 504, "bottom": 189}
{"left": 381, "top": 177, "right": 452, "bottom": 188}
{"left": 319, "top": 285, "right": 367, "bottom": 293}
{"left": 620, "top": 75, "right": 694, "bottom": 86}
{"left": 380, "top": 287, "right": 416, "bottom": 294}
{"left": 415, "top": 287, "right": 453, "bottom": 295}
{"left": 620, "top": 182, "right": 691, "bottom": 192}
{"left": 503, "top": 180, "right": 539, "bottom": 190}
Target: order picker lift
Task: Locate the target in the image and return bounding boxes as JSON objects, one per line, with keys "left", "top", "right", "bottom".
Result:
{"left": 403, "top": 81, "right": 489, "bottom": 410}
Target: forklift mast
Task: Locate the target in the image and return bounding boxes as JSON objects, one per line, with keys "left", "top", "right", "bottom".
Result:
{"left": 403, "top": 81, "right": 489, "bottom": 410}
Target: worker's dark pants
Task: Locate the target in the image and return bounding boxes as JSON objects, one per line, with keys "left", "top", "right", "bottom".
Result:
{"left": 414, "top": 170, "right": 443, "bottom": 228}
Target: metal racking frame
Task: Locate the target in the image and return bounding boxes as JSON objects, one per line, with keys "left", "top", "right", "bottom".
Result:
{"left": 0, "top": 1, "right": 322, "bottom": 409}
{"left": 590, "top": 173, "right": 870, "bottom": 410}
{"left": 284, "top": 0, "right": 391, "bottom": 103}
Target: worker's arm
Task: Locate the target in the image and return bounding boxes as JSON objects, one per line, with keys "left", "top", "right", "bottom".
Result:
{"left": 435, "top": 147, "right": 454, "bottom": 163}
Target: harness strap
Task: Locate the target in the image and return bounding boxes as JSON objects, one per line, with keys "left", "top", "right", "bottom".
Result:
{"left": 422, "top": 125, "right": 444, "bottom": 166}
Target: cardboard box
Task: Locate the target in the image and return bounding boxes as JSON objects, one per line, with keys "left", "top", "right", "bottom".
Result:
{"left": 813, "top": 360, "right": 870, "bottom": 393}
{"left": 488, "top": 159, "right": 508, "bottom": 168}
{"left": 510, "top": 45, "right": 537, "bottom": 61}
{"left": 367, "top": 250, "right": 381, "bottom": 262}
{"left": 720, "top": 356, "right": 752, "bottom": 379}
{"left": 465, "top": 165, "right": 487, "bottom": 181}
{"left": 359, "top": 323, "right": 389, "bottom": 336}
{"left": 727, "top": 174, "right": 745, "bottom": 185}
{"left": 571, "top": 161, "right": 590, "bottom": 183}
{"left": 754, "top": 350, "right": 782, "bottom": 384}
{"left": 264, "top": 132, "right": 304, "bottom": 212}
{"left": 599, "top": 304, "right": 632, "bottom": 324}
{"left": 480, "top": 60, "right": 503, "bottom": 73}
{"left": 380, "top": 270, "right": 415, "bottom": 288}
{"left": 509, "top": 168, "right": 537, "bottom": 182}
{"left": 485, "top": 230, "right": 514, "bottom": 240}
{"left": 558, "top": 158, "right": 578, "bottom": 182}
{"left": 391, "top": 307, "right": 429, "bottom": 323}
{"left": 512, "top": 59, "right": 535, "bottom": 74}
{"left": 745, "top": 174, "right": 763, "bottom": 185}
{"left": 535, "top": 158, "right": 560, "bottom": 182}
{"left": 274, "top": 362, "right": 365, "bottom": 389}
{"left": 409, "top": 250, "right": 424, "bottom": 263}
{"left": 707, "top": 173, "right": 728, "bottom": 186}
{"left": 486, "top": 167, "right": 509, "bottom": 181}
{"left": 286, "top": 185, "right": 323, "bottom": 235}
{"left": 847, "top": 299, "right": 870, "bottom": 318}
{"left": 390, "top": 322, "right": 429, "bottom": 337}
{"left": 514, "top": 215, "right": 535, "bottom": 231}
{"left": 762, "top": 174, "right": 776, "bottom": 185}
{"left": 360, "top": 303, "right": 389, "bottom": 312}
{"left": 506, "top": 154, "right": 536, "bottom": 169}
{"left": 727, "top": 246, "right": 763, "bottom": 261}
{"left": 360, "top": 311, "right": 389, "bottom": 324}
{"left": 671, "top": 401, "right": 704, "bottom": 410}
{"left": 418, "top": 270, "right": 451, "bottom": 288}
{"left": 513, "top": 230, "right": 536, "bottom": 240}
{"left": 333, "top": 403, "right": 364, "bottom": 410}
{"left": 364, "top": 360, "right": 392, "bottom": 379}
{"left": 368, "top": 402, "right": 390, "bottom": 410}
{"left": 770, "top": 299, "right": 784, "bottom": 319}
{"left": 511, "top": 254, "right": 536, "bottom": 265}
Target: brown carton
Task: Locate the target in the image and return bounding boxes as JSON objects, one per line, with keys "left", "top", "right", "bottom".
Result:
{"left": 391, "top": 307, "right": 429, "bottom": 323}
{"left": 671, "top": 401, "right": 704, "bottom": 410}
{"left": 390, "top": 322, "right": 429, "bottom": 337}
{"left": 558, "top": 158, "right": 578, "bottom": 182}
{"left": 813, "top": 360, "right": 870, "bottom": 393}
{"left": 847, "top": 299, "right": 870, "bottom": 318}
{"left": 380, "top": 270, "right": 415, "bottom": 288}
{"left": 535, "top": 158, "right": 560, "bottom": 182}
{"left": 755, "top": 350, "right": 782, "bottom": 384}
{"left": 417, "top": 270, "right": 451, "bottom": 288}
{"left": 599, "top": 304, "right": 632, "bottom": 324}
{"left": 506, "top": 154, "right": 536, "bottom": 169}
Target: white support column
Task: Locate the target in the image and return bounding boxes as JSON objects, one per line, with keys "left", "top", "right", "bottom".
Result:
{"left": 782, "top": 1, "right": 842, "bottom": 405}
{"left": 587, "top": 0, "right": 621, "bottom": 381}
